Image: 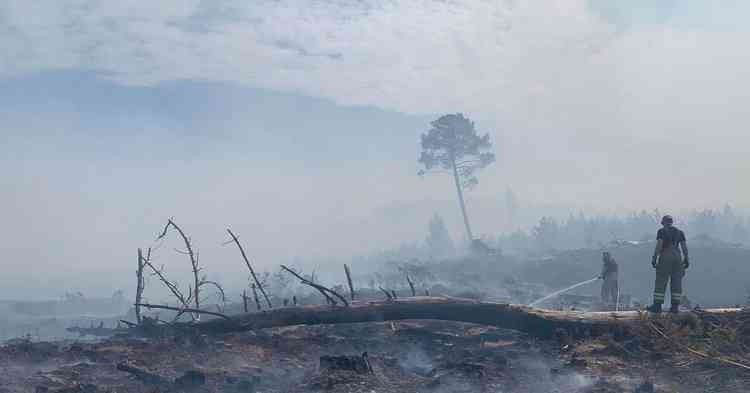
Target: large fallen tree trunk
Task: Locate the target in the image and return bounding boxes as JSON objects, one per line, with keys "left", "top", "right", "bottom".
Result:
{"left": 189, "top": 296, "right": 742, "bottom": 339}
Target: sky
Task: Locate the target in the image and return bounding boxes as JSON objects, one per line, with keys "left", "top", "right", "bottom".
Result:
{"left": 1, "top": 1, "right": 749, "bottom": 299}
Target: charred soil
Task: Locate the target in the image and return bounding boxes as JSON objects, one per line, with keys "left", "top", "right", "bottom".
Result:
{"left": 3, "top": 310, "right": 750, "bottom": 392}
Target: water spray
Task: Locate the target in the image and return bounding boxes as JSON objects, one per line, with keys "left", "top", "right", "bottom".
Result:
{"left": 528, "top": 276, "right": 600, "bottom": 308}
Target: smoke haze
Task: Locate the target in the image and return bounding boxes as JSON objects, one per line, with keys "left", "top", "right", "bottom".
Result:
{"left": 2, "top": 1, "right": 749, "bottom": 298}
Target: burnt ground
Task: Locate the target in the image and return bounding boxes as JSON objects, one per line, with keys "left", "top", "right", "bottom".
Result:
{"left": 3, "top": 313, "right": 750, "bottom": 393}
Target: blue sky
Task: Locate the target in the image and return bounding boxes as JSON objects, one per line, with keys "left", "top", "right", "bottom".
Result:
{"left": 2, "top": 1, "right": 749, "bottom": 298}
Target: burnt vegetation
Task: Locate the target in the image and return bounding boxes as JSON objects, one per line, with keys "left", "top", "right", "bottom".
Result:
{"left": 2, "top": 207, "right": 749, "bottom": 392}
{"left": 3, "top": 115, "right": 750, "bottom": 392}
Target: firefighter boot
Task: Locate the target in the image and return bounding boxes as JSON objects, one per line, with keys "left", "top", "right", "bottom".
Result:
{"left": 669, "top": 302, "right": 680, "bottom": 314}
{"left": 646, "top": 303, "right": 662, "bottom": 313}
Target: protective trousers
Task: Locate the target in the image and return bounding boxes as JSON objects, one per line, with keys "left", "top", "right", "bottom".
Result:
{"left": 601, "top": 279, "right": 618, "bottom": 305}
{"left": 653, "top": 248, "right": 684, "bottom": 305}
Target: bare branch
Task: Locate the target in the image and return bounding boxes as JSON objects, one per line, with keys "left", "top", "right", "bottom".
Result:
{"left": 119, "top": 319, "right": 137, "bottom": 328}
{"left": 281, "top": 265, "right": 349, "bottom": 307}
{"left": 251, "top": 283, "right": 262, "bottom": 310}
{"left": 405, "top": 274, "right": 416, "bottom": 297}
{"left": 135, "top": 248, "right": 148, "bottom": 324}
{"left": 344, "top": 264, "right": 355, "bottom": 301}
{"left": 136, "top": 303, "right": 232, "bottom": 321}
{"left": 379, "top": 287, "right": 393, "bottom": 301}
{"left": 142, "top": 261, "right": 189, "bottom": 310}
{"left": 226, "top": 228, "right": 273, "bottom": 308}
{"left": 200, "top": 280, "right": 226, "bottom": 312}
{"left": 156, "top": 218, "right": 172, "bottom": 241}
{"left": 157, "top": 218, "right": 202, "bottom": 315}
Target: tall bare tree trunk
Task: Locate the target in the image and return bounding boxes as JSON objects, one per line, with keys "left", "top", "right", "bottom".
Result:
{"left": 135, "top": 248, "right": 146, "bottom": 324}
{"left": 451, "top": 158, "right": 474, "bottom": 241}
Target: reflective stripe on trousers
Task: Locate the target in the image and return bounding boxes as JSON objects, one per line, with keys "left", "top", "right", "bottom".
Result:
{"left": 653, "top": 247, "right": 684, "bottom": 304}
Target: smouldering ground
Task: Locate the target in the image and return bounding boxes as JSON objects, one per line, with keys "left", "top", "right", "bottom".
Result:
{"left": 2, "top": 316, "right": 750, "bottom": 392}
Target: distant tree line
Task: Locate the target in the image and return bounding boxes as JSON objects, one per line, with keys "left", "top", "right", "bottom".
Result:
{"left": 497, "top": 206, "right": 749, "bottom": 255}
{"left": 350, "top": 206, "right": 750, "bottom": 268}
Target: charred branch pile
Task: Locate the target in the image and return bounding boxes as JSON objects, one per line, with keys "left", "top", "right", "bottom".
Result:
{"left": 124, "top": 217, "right": 741, "bottom": 344}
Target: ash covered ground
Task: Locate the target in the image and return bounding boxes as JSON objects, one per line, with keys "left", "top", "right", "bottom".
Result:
{"left": 7, "top": 317, "right": 750, "bottom": 393}
{"left": 3, "top": 241, "right": 750, "bottom": 392}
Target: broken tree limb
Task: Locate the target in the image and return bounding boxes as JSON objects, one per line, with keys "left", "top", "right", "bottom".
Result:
{"left": 226, "top": 228, "right": 273, "bottom": 308}
{"left": 158, "top": 218, "right": 201, "bottom": 313}
{"left": 200, "top": 280, "right": 226, "bottom": 309}
{"left": 135, "top": 248, "right": 149, "bottom": 324}
{"left": 137, "top": 303, "right": 232, "bottom": 321}
{"left": 188, "top": 296, "right": 744, "bottom": 340}
{"left": 280, "top": 265, "right": 349, "bottom": 307}
{"left": 405, "top": 274, "right": 416, "bottom": 297}
{"left": 120, "top": 320, "right": 137, "bottom": 328}
{"left": 344, "top": 264, "right": 355, "bottom": 300}
{"left": 142, "top": 261, "right": 192, "bottom": 313}
{"left": 379, "top": 287, "right": 393, "bottom": 301}
{"left": 251, "top": 283, "right": 262, "bottom": 311}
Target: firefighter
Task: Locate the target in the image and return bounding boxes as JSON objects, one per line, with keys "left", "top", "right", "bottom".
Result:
{"left": 647, "top": 215, "right": 689, "bottom": 313}
{"left": 599, "top": 251, "right": 619, "bottom": 308}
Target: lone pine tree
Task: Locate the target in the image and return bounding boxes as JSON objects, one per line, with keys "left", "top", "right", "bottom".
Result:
{"left": 418, "top": 113, "right": 495, "bottom": 242}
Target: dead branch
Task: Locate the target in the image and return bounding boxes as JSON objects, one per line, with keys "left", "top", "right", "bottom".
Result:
{"left": 158, "top": 218, "right": 201, "bottom": 313}
{"left": 379, "top": 287, "right": 393, "bottom": 301}
{"left": 120, "top": 320, "right": 138, "bottom": 328}
{"left": 251, "top": 283, "right": 262, "bottom": 311}
{"left": 288, "top": 267, "right": 335, "bottom": 305}
{"left": 281, "top": 265, "right": 349, "bottom": 307}
{"left": 226, "top": 228, "right": 273, "bottom": 308}
{"left": 142, "top": 260, "right": 192, "bottom": 320}
{"left": 200, "top": 279, "right": 226, "bottom": 311}
{"left": 405, "top": 274, "right": 416, "bottom": 297}
{"left": 137, "top": 303, "right": 232, "bottom": 321}
{"left": 310, "top": 268, "right": 317, "bottom": 284}
{"left": 344, "top": 264, "right": 355, "bottom": 300}
{"left": 135, "top": 248, "right": 150, "bottom": 324}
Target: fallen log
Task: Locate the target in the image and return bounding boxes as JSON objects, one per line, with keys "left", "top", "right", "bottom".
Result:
{"left": 189, "top": 296, "right": 744, "bottom": 339}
